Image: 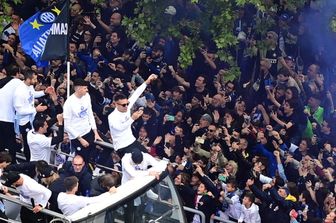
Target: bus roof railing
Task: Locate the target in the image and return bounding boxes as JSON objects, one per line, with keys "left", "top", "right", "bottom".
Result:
{"left": 68, "top": 160, "right": 169, "bottom": 222}
{"left": 0, "top": 193, "right": 71, "bottom": 223}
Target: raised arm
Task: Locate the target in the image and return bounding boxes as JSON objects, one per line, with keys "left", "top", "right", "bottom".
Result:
{"left": 128, "top": 74, "right": 157, "bottom": 108}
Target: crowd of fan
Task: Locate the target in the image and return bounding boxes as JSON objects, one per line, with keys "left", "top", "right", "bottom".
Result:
{"left": 0, "top": 0, "right": 335, "bottom": 223}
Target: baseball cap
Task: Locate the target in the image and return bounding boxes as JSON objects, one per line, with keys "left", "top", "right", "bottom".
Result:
{"left": 131, "top": 148, "right": 143, "bottom": 164}
{"left": 145, "top": 93, "right": 155, "bottom": 101}
{"left": 39, "top": 165, "right": 55, "bottom": 178}
{"left": 284, "top": 56, "right": 295, "bottom": 62}
{"left": 3, "top": 171, "right": 21, "bottom": 186}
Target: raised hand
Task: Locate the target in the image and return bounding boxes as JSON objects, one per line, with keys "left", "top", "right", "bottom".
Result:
{"left": 145, "top": 74, "right": 158, "bottom": 85}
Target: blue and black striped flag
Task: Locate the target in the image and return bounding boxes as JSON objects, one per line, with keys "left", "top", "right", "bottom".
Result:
{"left": 19, "top": 0, "right": 68, "bottom": 66}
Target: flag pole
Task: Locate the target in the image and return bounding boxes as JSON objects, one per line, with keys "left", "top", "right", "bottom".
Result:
{"left": 66, "top": 0, "right": 70, "bottom": 99}
{"left": 66, "top": 61, "right": 70, "bottom": 98}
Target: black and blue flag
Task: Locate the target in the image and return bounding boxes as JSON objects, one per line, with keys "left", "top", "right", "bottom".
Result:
{"left": 19, "top": 0, "right": 68, "bottom": 66}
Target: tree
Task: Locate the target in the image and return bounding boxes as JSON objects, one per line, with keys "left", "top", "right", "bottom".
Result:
{"left": 122, "top": 0, "right": 306, "bottom": 81}
{"left": 0, "top": 0, "right": 21, "bottom": 31}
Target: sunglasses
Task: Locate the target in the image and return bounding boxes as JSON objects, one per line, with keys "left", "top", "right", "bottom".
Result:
{"left": 118, "top": 103, "right": 129, "bottom": 107}
{"left": 266, "top": 35, "right": 273, "bottom": 39}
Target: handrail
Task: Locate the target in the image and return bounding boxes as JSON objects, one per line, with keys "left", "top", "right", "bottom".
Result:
{"left": 94, "top": 140, "right": 114, "bottom": 150}
{"left": 0, "top": 216, "right": 21, "bottom": 223}
{"left": 0, "top": 193, "right": 71, "bottom": 223}
{"left": 148, "top": 205, "right": 178, "bottom": 223}
{"left": 49, "top": 218, "right": 70, "bottom": 223}
{"left": 183, "top": 206, "right": 236, "bottom": 223}
{"left": 210, "top": 216, "right": 236, "bottom": 223}
{"left": 183, "top": 206, "right": 206, "bottom": 223}
{"left": 0, "top": 180, "right": 20, "bottom": 195}
{"left": 68, "top": 163, "right": 169, "bottom": 222}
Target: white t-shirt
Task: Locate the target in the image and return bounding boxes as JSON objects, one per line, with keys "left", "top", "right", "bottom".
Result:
{"left": 17, "top": 174, "right": 51, "bottom": 208}
{"left": 13, "top": 82, "right": 45, "bottom": 126}
{"left": 121, "top": 152, "right": 160, "bottom": 184}
{"left": 63, "top": 93, "right": 97, "bottom": 140}
{"left": 27, "top": 130, "right": 53, "bottom": 162}
{"left": 0, "top": 79, "right": 22, "bottom": 123}
{"left": 238, "top": 203, "right": 261, "bottom": 223}
{"left": 108, "top": 82, "right": 147, "bottom": 150}
{"left": 57, "top": 192, "right": 111, "bottom": 216}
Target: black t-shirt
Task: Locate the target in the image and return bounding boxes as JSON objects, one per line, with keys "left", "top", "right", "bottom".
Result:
{"left": 280, "top": 112, "right": 300, "bottom": 138}
{"left": 266, "top": 47, "right": 282, "bottom": 77}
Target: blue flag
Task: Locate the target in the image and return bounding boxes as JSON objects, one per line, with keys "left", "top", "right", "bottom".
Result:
{"left": 19, "top": 0, "right": 68, "bottom": 66}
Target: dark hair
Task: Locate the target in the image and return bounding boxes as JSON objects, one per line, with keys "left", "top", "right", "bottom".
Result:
{"left": 99, "top": 174, "right": 118, "bottom": 189}
{"left": 36, "top": 160, "right": 49, "bottom": 173}
{"left": 244, "top": 192, "right": 255, "bottom": 203}
{"left": 33, "top": 117, "right": 46, "bottom": 132}
{"left": 111, "top": 30, "right": 121, "bottom": 39}
{"left": 111, "top": 10, "right": 122, "bottom": 18}
{"left": 113, "top": 93, "right": 127, "bottom": 102}
{"left": 152, "top": 44, "right": 164, "bottom": 52}
{"left": 285, "top": 99, "right": 296, "bottom": 110}
{"left": 69, "top": 41, "right": 79, "bottom": 48}
{"left": 287, "top": 182, "right": 299, "bottom": 200}
{"left": 225, "top": 80, "right": 235, "bottom": 89}
{"left": 300, "top": 138, "right": 312, "bottom": 148}
{"left": 64, "top": 176, "right": 79, "bottom": 191}
{"left": 277, "top": 67, "right": 291, "bottom": 77}
{"left": 197, "top": 75, "right": 207, "bottom": 85}
{"left": 324, "top": 117, "right": 335, "bottom": 129}
{"left": 286, "top": 86, "right": 300, "bottom": 100}
{"left": 226, "top": 179, "right": 237, "bottom": 189}
{"left": 143, "top": 107, "right": 152, "bottom": 116}
{"left": 276, "top": 84, "right": 287, "bottom": 92}
{"left": 301, "top": 190, "right": 314, "bottom": 206}
{"left": 0, "top": 152, "right": 12, "bottom": 164}
{"left": 5, "top": 64, "right": 20, "bottom": 77}
{"left": 23, "top": 69, "right": 36, "bottom": 80}
{"left": 178, "top": 173, "right": 190, "bottom": 185}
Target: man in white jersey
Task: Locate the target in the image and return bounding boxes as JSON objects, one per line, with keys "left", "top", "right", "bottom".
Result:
{"left": 4, "top": 171, "right": 51, "bottom": 223}
{"left": 0, "top": 64, "right": 24, "bottom": 161}
{"left": 108, "top": 74, "right": 157, "bottom": 158}
{"left": 13, "top": 69, "right": 53, "bottom": 161}
{"left": 27, "top": 114, "right": 64, "bottom": 162}
{"left": 63, "top": 78, "right": 102, "bottom": 163}
{"left": 57, "top": 176, "right": 116, "bottom": 216}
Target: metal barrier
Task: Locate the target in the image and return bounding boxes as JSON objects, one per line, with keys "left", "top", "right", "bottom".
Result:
{"left": 183, "top": 206, "right": 206, "bottom": 223}
{"left": 0, "top": 193, "right": 71, "bottom": 223}
{"left": 94, "top": 140, "right": 114, "bottom": 150}
{"left": 148, "top": 205, "right": 179, "bottom": 223}
{"left": 210, "top": 216, "right": 236, "bottom": 223}
{"left": 183, "top": 206, "right": 236, "bottom": 223}
{"left": 0, "top": 216, "right": 21, "bottom": 223}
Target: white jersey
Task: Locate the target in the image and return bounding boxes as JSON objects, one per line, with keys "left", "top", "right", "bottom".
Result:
{"left": 0, "top": 79, "right": 22, "bottom": 123}
{"left": 57, "top": 192, "right": 111, "bottom": 216}
{"left": 63, "top": 93, "right": 97, "bottom": 140}
{"left": 13, "top": 81, "right": 45, "bottom": 126}
{"left": 16, "top": 174, "right": 51, "bottom": 208}
{"left": 27, "top": 130, "right": 53, "bottom": 162}
{"left": 238, "top": 203, "right": 261, "bottom": 223}
{"left": 108, "top": 82, "right": 147, "bottom": 150}
{"left": 121, "top": 152, "right": 160, "bottom": 184}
